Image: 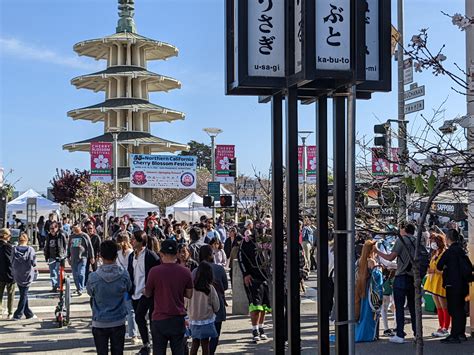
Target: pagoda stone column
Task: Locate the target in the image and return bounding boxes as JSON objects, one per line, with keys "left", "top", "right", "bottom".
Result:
{"left": 64, "top": 0, "right": 187, "bottom": 203}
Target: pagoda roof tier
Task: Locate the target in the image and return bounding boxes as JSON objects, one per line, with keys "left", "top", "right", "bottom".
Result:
{"left": 68, "top": 98, "right": 185, "bottom": 123}
{"left": 71, "top": 66, "right": 181, "bottom": 92}
{"left": 74, "top": 32, "right": 178, "bottom": 61}
{"left": 63, "top": 131, "right": 188, "bottom": 153}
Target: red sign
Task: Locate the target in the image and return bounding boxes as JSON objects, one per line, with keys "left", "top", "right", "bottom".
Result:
{"left": 298, "top": 146, "right": 304, "bottom": 180}
{"left": 306, "top": 146, "right": 316, "bottom": 183}
{"left": 215, "top": 145, "right": 235, "bottom": 183}
{"left": 391, "top": 148, "right": 400, "bottom": 173}
{"left": 90, "top": 142, "right": 112, "bottom": 183}
{"left": 372, "top": 148, "right": 389, "bottom": 176}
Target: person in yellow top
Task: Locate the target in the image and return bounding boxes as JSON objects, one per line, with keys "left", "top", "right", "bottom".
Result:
{"left": 423, "top": 232, "right": 449, "bottom": 337}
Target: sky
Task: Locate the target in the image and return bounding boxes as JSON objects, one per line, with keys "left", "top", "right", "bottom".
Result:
{"left": 0, "top": 0, "right": 468, "bottom": 193}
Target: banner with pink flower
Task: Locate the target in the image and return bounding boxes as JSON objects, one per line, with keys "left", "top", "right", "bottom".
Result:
{"left": 372, "top": 147, "right": 389, "bottom": 176}
{"left": 215, "top": 145, "right": 235, "bottom": 183}
{"left": 90, "top": 142, "right": 112, "bottom": 183}
{"left": 306, "top": 146, "right": 317, "bottom": 183}
{"left": 391, "top": 147, "right": 400, "bottom": 173}
{"left": 298, "top": 146, "right": 304, "bottom": 181}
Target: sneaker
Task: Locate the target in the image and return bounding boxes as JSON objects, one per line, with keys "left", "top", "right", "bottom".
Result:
{"left": 383, "top": 329, "right": 394, "bottom": 337}
{"left": 252, "top": 329, "right": 260, "bottom": 342}
{"left": 137, "top": 344, "right": 150, "bottom": 355}
{"left": 131, "top": 336, "right": 141, "bottom": 345}
{"left": 11, "top": 317, "right": 21, "bottom": 321}
{"left": 77, "top": 290, "right": 83, "bottom": 296}
{"left": 26, "top": 315, "right": 38, "bottom": 320}
{"left": 259, "top": 328, "right": 268, "bottom": 340}
{"left": 440, "top": 335, "right": 461, "bottom": 344}
{"left": 459, "top": 334, "right": 468, "bottom": 341}
{"left": 389, "top": 335, "right": 406, "bottom": 344}
{"left": 432, "top": 328, "right": 446, "bottom": 337}
{"left": 7, "top": 314, "right": 13, "bottom": 320}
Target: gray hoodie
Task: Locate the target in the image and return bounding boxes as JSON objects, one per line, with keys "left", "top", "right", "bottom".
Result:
{"left": 67, "top": 233, "right": 94, "bottom": 265}
{"left": 87, "top": 263, "right": 132, "bottom": 328}
{"left": 11, "top": 246, "right": 36, "bottom": 287}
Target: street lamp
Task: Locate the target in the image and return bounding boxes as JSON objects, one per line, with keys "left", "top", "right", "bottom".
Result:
{"left": 109, "top": 127, "right": 126, "bottom": 218}
{"left": 298, "top": 130, "right": 313, "bottom": 208}
{"left": 203, "top": 127, "right": 223, "bottom": 220}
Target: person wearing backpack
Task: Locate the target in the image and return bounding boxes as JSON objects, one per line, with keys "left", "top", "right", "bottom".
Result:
{"left": 436, "top": 229, "right": 473, "bottom": 344}
{"left": 376, "top": 221, "right": 418, "bottom": 344}
{"left": 67, "top": 225, "right": 95, "bottom": 295}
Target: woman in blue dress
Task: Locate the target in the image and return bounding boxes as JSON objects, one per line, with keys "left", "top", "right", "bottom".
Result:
{"left": 355, "top": 240, "right": 383, "bottom": 343}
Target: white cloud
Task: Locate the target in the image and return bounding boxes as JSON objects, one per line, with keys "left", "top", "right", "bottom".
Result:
{"left": 0, "top": 36, "right": 102, "bottom": 71}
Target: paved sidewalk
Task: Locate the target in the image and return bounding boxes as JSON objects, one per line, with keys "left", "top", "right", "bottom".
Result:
{"left": 0, "top": 253, "right": 472, "bottom": 354}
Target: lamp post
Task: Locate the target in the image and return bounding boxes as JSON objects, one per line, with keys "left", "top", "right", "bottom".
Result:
{"left": 109, "top": 127, "right": 125, "bottom": 218}
{"left": 203, "top": 127, "right": 223, "bottom": 221}
{"left": 299, "top": 130, "right": 312, "bottom": 208}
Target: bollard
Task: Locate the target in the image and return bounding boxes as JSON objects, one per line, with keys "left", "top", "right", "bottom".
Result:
{"left": 232, "top": 259, "right": 249, "bottom": 315}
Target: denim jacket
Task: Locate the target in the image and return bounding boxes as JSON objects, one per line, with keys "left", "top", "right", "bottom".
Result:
{"left": 87, "top": 263, "right": 132, "bottom": 328}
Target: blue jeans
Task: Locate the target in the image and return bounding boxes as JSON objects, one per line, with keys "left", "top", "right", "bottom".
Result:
{"left": 48, "top": 259, "right": 60, "bottom": 288}
{"left": 72, "top": 258, "right": 87, "bottom": 292}
{"left": 393, "top": 275, "right": 416, "bottom": 338}
{"left": 13, "top": 286, "right": 34, "bottom": 319}
{"left": 125, "top": 299, "right": 137, "bottom": 337}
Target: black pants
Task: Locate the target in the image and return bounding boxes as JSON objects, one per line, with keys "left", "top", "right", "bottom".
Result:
{"left": 92, "top": 325, "right": 126, "bottom": 355}
{"left": 446, "top": 287, "right": 468, "bottom": 337}
{"left": 151, "top": 316, "right": 185, "bottom": 355}
{"left": 209, "top": 321, "right": 222, "bottom": 354}
{"left": 393, "top": 275, "right": 416, "bottom": 338}
{"left": 132, "top": 296, "right": 153, "bottom": 345}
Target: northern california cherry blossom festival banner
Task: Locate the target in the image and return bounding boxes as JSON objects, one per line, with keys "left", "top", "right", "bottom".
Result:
{"left": 306, "top": 146, "right": 316, "bottom": 183}
{"left": 90, "top": 142, "right": 112, "bottom": 183}
{"left": 215, "top": 145, "right": 235, "bottom": 184}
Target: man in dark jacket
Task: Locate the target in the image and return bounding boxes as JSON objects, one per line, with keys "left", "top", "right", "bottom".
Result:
{"left": 128, "top": 231, "right": 160, "bottom": 355}
{"left": 437, "top": 229, "right": 471, "bottom": 344}
{"left": 0, "top": 228, "right": 15, "bottom": 318}
{"left": 44, "top": 221, "right": 68, "bottom": 292}
{"left": 85, "top": 222, "right": 101, "bottom": 285}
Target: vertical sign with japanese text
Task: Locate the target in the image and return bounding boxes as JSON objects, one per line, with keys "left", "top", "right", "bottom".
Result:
{"left": 306, "top": 146, "right": 317, "bottom": 183}
{"left": 295, "top": 0, "right": 303, "bottom": 73}
{"left": 215, "top": 145, "right": 236, "bottom": 184}
{"left": 298, "top": 146, "right": 304, "bottom": 182}
{"left": 248, "top": 0, "right": 285, "bottom": 77}
{"left": 365, "top": 0, "right": 379, "bottom": 81}
{"left": 90, "top": 142, "right": 112, "bottom": 183}
{"left": 316, "top": 0, "right": 351, "bottom": 71}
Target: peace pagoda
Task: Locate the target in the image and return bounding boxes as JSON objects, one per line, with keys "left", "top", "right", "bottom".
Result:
{"left": 63, "top": 0, "right": 187, "bottom": 202}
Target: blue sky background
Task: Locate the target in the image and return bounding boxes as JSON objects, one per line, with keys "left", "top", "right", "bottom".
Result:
{"left": 0, "top": 0, "right": 468, "bottom": 192}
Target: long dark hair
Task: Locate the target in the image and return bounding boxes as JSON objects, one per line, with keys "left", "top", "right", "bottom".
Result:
{"left": 194, "top": 261, "right": 213, "bottom": 295}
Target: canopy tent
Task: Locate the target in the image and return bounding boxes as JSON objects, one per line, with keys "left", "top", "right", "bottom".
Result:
{"left": 165, "top": 192, "right": 212, "bottom": 223}
{"left": 109, "top": 192, "right": 159, "bottom": 224}
{"left": 7, "top": 189, "right": 60, "bottom": 221}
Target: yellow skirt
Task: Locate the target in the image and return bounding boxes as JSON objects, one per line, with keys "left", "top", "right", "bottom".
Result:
{"left": 423, "top": 272, "right": 446, "bottom": 298}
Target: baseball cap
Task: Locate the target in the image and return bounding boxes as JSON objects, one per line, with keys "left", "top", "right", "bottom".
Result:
{"left": 160, "top": 239, "right": 178, "bottom": 255}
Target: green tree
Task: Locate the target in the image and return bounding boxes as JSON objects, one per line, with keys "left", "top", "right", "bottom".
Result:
{"left": 179, "top": 140, "right": 211, "bottom": 170}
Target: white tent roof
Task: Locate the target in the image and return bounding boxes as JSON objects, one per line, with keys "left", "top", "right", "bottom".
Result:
{"left": 170, "top": 192, "right": 204, "bottom": 208}
{"left": 220, "top": 185, "right": 233, "bottom": 195}
{"left": 7, "top": 189, "right": 60, "bottom": 217}
{"left": 111, "top": 192, "right": 159, "bottom": 211}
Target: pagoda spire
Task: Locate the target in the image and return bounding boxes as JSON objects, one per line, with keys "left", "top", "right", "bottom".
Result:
{"left": 116, "top": 0, "right": 137, "bottom": 33}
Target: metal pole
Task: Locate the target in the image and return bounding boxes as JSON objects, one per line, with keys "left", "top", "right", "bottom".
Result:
{"left": 113, "top": 132, "right": 119, "bottom": 218}
{"left": 465, "top": 0, "right": 474, "bottom": 336}
{"left": 302, "top": 136, "right": 307, "bottom": 207}
{"left": 333, "top": 96, "right": 348, "bottom": 354}
{"left": 316, "top": 96, "right": 330, "bottom": 355}
{"left": 271, "top": 93, "right": 285, "bottom": 354}
{"left": 211, "top": 135, "right": 216, "bottom": 221}
{"left": 346, "top": 86, "right": 356, "bottom": 355}
{"left": 397, "top": 0, "right": 407, "bottom": 222}
{"left": 286, "top": 86, "right": 301, "bottom": 354}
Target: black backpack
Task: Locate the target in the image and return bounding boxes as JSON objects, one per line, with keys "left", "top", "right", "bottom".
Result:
{"left": 399, "top": 236, "right": 430, "bottom": 279}
{"left": 459, "top": 252, "right": 474, "bottom": 283}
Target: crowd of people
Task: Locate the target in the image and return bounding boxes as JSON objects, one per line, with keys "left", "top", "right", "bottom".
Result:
{"left": 1, "top": 210, "right": 473, "bottom": 354}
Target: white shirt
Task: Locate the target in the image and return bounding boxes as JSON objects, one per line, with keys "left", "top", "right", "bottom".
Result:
{"left": 116, "top": 248, "right": 133, "bottom": 270}
{"left": 132, "top": 248, "right": 146, "bottom": 300}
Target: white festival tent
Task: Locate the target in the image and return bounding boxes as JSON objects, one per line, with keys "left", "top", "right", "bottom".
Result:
{"left": 7, "top": 189, "right": 60, "bottom": 220}
{"left": 108, "top": 192, "right": 159, "bottom": 224}
{"left": 165, "top": 192, "right": 212, "bottom": 223}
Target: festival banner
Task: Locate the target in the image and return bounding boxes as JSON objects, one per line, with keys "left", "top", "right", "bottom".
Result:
{"left": 215, "top": 145, "right": 235, "bottom": 183}
{"left": 371, "top": 148, "right": 389, "bottom": 176}
{"left": 298, "top": 146, "right": 304, "bottom": 182}
{"left": 130, "top": 154, "right": 197, "bottom": 189}
{"left": 90, "top": 142, "right": 112, "bottom": 183}
{"left": 391, "top": 147, "right": 400, "bottom": 173}
{"left": 306, "top": 146, "right": 317, "bottom": 183}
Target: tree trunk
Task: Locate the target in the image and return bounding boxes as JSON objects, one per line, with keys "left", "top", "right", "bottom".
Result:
{"left": 413, "top": 185, "right": 443, "bottom": 355}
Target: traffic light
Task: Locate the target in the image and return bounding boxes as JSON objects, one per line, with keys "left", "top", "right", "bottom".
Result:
{"left": 203, "top": 195, "right": 214, "bottom": 207}
{"left": 374, "top": 122, "right": 391, "bottom": 156}
{"left": 228, "top": 157, "right": 237, "bottom": 177}
{"left": 219, "top": 195, "right": 233, "bottom": 207}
